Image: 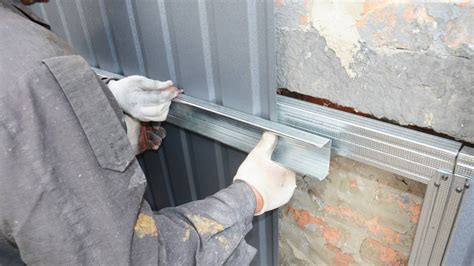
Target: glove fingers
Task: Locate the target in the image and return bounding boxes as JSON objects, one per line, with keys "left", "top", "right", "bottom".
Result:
{"left": 143, "top": 108, "right": 170, "bottom": 122}
{"left": 252, "top": 132, "right": 278, "bottom": 159}
{"left": 119, "top": 75, "right": 171, "bottom": 89}
{"left": 139, "top": 102, "right": 171, "bottom": 117}
{"left": 272, "top": 161, "right": 296, "bottom": 187}
{"left": 133, "top": 75, "right": 173, "bottom": 90}
{"left": 145, "top": 80, "right": 173, "bottom": 90}
{"left": 139, "top": 86, "right": 180, "bottom": 105}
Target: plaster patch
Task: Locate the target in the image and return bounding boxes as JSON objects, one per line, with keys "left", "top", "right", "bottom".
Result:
{"left": 424, "top": 112, "right": 434, "bottom": 127}
{"left": 310, "top": 1, "right": 363, "bottom": 78}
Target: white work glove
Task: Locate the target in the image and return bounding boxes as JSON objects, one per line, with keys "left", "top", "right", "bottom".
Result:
{"left": 233, "top": 132, "right": 296, "bottom": 215}
{"left": 108, "top": 75, "right": 181, "bottom": 122}
{"left": 124, "top": 114, "right": 167, "bottom": 155}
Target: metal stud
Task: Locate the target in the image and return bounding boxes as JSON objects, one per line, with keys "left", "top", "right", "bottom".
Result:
{"left": 455, "top": 187, "right": 463, "bottom": 193}
{"left": 434, "top": 182, "right": 440, "bottom": 187}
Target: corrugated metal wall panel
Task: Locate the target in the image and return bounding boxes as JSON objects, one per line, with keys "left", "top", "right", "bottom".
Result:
{"left": 31, "top": 1, "right": 277, "bottom": 264}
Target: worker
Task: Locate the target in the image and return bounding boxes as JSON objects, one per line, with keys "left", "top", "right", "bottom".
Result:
{"left": 0, "top": 0, "right": 297, "bottom": 265}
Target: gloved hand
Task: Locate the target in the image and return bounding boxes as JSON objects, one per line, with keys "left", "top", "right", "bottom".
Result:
{"left": 124, "top": 114, "right": 166, "bottom": 155}
{"left": 108, "top": 75, "right": 182, "bottom": 122}
{"left": 234, "top": 132, "right": 296, "bottom": 215}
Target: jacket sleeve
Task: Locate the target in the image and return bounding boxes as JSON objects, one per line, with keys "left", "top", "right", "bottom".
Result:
{"left": 154, "top": 181, "right": 258, "bottom": 265}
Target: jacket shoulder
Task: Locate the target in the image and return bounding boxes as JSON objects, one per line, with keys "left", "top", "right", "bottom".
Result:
{"left": 0, "top": 4, "right": 74, "bottom": 85}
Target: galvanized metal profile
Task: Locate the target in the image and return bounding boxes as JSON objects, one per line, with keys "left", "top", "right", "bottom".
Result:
{"left": 276, "top": 95, "right": 463, "bottom": 184}
{"left": 169, "top": 95, "right": 332, "bottom": 180}
{"left": 408, "top": 147, "right": 473, "bottom": 265}
{"left": 443, "top": 147, "right": 474, "bottom": 265}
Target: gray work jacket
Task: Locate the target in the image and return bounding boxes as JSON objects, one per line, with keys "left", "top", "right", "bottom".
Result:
{"left": 0, "top": 1, "right": 257, "bottom": 265}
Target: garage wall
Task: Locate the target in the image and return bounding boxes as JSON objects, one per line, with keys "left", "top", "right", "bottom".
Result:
{"left": 275, "top": 1, "right": 472, "bottom": 265}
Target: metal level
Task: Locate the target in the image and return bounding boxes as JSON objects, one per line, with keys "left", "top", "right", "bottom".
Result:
{"left": 168, "top": 95, "right": 332, "bottom": 180}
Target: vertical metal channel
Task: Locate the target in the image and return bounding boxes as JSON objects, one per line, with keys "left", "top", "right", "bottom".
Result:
{"left": 33, "top": 1, "right": 278, "bottom": 264}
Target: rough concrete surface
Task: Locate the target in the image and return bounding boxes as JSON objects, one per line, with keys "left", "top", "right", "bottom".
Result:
{"left": 279, "top": 156, "right": 426, "bottom": 265}
{"left": 275, "top": 0, "right": 473, "bottom": 143}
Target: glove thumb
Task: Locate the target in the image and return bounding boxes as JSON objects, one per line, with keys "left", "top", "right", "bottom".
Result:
{"left": 251, "top": 132, "right": 277, "bottom": 159}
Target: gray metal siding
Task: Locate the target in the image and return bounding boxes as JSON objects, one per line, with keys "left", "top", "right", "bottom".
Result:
{"left": 31, "top": 1, "right": 277, "bottom": 265}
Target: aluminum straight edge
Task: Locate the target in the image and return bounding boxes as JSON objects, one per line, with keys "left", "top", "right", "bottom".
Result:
{"left": 276, "top": 95, "right": 464, "bottom": 184}
{"left": 172, "top": 95, "right": 330, "bottom": 149}
{"left": 167, "top": 94, "right": 332, "bottom": 180}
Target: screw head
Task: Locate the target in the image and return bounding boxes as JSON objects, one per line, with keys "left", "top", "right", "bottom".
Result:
{"left": 434, "top": 182, "right": 440, "bottom": 187}
{"left": 442, "top": 175, "right": 449, "bottom": 181}
{"left": 456, "top": 187, "right": 463, "bottom": 193}
{"left": 465, "top": 182, "right": 470, "bottom": 189}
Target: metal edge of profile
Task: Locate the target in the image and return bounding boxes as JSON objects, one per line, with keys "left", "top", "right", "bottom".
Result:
{"left": 169, "top": 94, "right": 332, "bottom": 180}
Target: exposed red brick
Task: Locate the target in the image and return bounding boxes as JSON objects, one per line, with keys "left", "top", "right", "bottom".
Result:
{"left": 325, "top": 243, "right": 355, "bottom": 266}
{"left": 366, "top": 217, "right": 402, "bottom": 244}
{"left": 408, "top": 203, "right": 422, "bottom": 223}
{"left": 286, "top": 207, "right": 343, "bottom": 246}
{"left": 350, "top": 180, "right": 357, "bottom": 189}
{"left": 323, "top": 205, "right": 366, "bottom": 226}
{"left": 361, "top": 238, "right": 407, "bottom": 265}
{"left": 299, "top": 15, "right": 309, "bottom": 25}
{"left": 286, "top": 206, "right": 324, "bottom": 227}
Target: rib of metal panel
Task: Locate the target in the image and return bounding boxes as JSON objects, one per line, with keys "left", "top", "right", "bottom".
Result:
{"left": 32, "top": 1, "right": 280, "bottom": 265}
{"left": 276, "top": 95, "right": 463, "bottom": 184}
